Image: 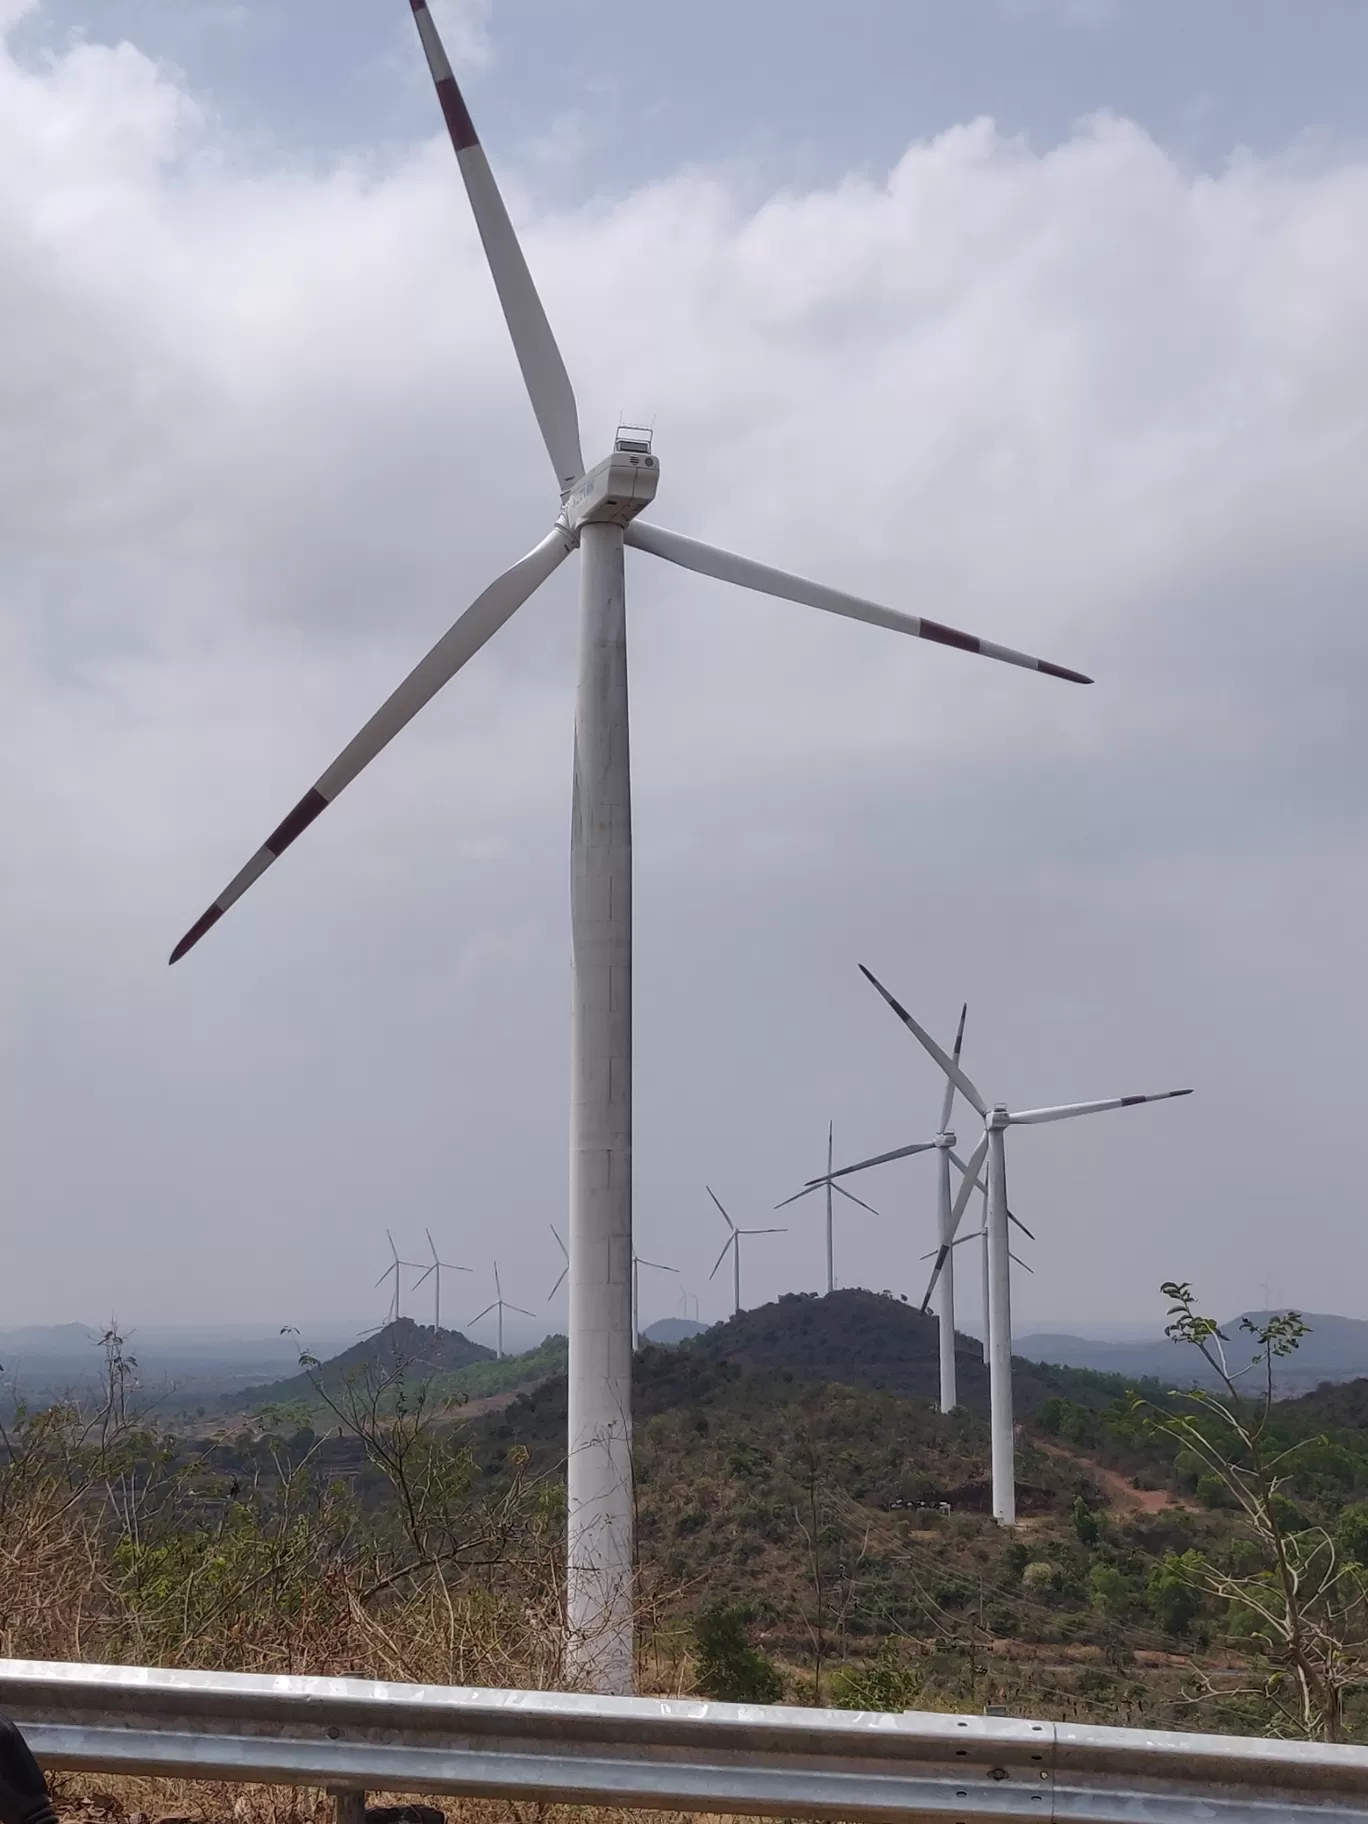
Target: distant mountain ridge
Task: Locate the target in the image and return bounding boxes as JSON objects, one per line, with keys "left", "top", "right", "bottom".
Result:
{"left": 643, "top": 1317, "right": 708, "bottom": 1345}
{"left": 1017, "top": 1310, "right": 1368, "bottom": 1392}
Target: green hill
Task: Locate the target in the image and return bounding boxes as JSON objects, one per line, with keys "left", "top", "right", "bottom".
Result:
{"left": 230, "top": 1317, "right": 495, "bottom": 1411}
{"left": 686, "top": 1288, "right": 1156, "bottom": 1416}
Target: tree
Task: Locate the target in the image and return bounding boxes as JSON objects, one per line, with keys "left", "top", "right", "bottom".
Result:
{"left": 1073, "top": 1495, "right": 1103, "bottom": 1546}
{"left": 1139, "top": 1282, "right": 1368, "bottom": 1740}
{"left": 1090, "top": 1561, "right": 1134, "bottom": 1622}
{"left": 692, "top": 1602, "right": 784, "bottom": 1704}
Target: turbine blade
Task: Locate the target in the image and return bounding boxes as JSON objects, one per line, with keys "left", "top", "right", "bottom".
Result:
{"left": 859, "top": 966, "right": 989, "bottom": 1117}
{"left": 774, "top": 1182, "right": 821, "bottom": 1209}
{"left": 550, "top": 1222, "right": 568, "bottom": 1261}
{"left": 949, "top": 1135, "right": 989, "bottom": 1231}
{"left": 426, "top": 1227, "right": 438, "bottom": 1262}
{"left": 407, "top": 2, "right": 584, "bottom": 494}
{"left": 170, "top": 527, "right": 573, "bottom": 962}
{"left": 1008, "top": 1088, "right": 1194, "bottom": 1125}
{"left": 807, "top": 1139, "right": 935, "bottom": 1183}
{"left": 413, "top": 1265, "right": 436, "bottom": 1287}
{"left": 830, "top": 1180, "right": 878, "bottom": 1215}
{"left": 547, "top": 1267, "right": 567, "bottom": 1302}
{"left": 948, "top": 1146, "right": 1034, "bottom": 1240}
{"left": 939, "top": 1002, "right": 967, "bottom": 1134}
{"left": 508, "top": 1304, "right": 535, "bottom": 1318}
{"left": 1010, "top": 1252, "right": 1035, "bottom": 1273}
{"left": 742, "top": 1226, "right": 787, "bottom": 1236}
{"left": 708, "top": 1239, "right": 734, "bottom": 1280}
{"left": 469, "top": 1303, "right": 496, "bottom": 1325}
{"left": 637, "top": 1258, "right": 678, "bottom": 1272}
{"left": 625, "top": 521, "right": 1091, "bottom": 683}
{"left": 918, "top": 1248, "right": 949, "bottom": 1314}
{"left": 706, "top": 1185, "right": 737, "bottom": 1231}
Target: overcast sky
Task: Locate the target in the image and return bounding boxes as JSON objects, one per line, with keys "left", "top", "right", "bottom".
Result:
{"left": 1, "top": 0, "right": 1365, "bottom": 1348}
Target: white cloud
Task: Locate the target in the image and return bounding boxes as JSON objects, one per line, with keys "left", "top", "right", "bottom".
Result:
{"left": 0, "top": 17, "right": 1366, "bottom": 1328}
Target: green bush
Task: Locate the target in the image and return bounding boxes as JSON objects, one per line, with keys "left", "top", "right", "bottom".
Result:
{"left": 831, "top": 1639, "right": 921, "bottom": 1712}
{"left": 692, "top": 1602, "right": 785, "bottom": 1704}
{"left": 1195, "top": 1473, "right": 1234, "bottom": 1509}
{"left": 1089, "top": 1561, "right": 1134, "bottom": 1620}
{"left": 1147, "top": 1550, "right": 1205, "bottom": 1636}
{"left": 1073, "top": 1496, "right": 1102, "bottom": 1546}
{"left": 1022, "top": 1559, "right": 1061, "bottom": 1595}
{"left": 1335, "top": 1502, "right": 1368, "bottom": 1567}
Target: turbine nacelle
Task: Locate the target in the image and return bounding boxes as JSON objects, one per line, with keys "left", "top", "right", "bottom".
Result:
{"left": 932, "top": 1130, "right": 956, "bottom": 1150}
{"left": 564, "top": 435, "right": 660, "bottom": 534}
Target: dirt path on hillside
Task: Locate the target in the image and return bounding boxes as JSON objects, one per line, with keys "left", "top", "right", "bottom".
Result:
{"left": 1034, "top": 1436, "right": 1190, "bottom": 1514}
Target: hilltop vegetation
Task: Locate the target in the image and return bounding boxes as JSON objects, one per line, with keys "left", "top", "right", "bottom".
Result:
{"left": 3, "top": 1289, "right": 1367, "bottom": 1739}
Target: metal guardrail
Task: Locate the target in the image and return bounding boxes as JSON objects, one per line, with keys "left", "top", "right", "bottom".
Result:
{"left": 2, "top": 1658, "right": 1367, "bottom": 1823}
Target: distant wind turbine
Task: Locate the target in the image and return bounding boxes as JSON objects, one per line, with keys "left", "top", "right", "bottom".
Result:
{"left": 413, "top": 1227, "right": 471, "bottom": 1331}
{"left": 375, "top": 1231, "right": 423, "bottom": 1326}
{"left": 809, "top": 1002, "right": 1032, "bottom": 1414}
{"left": 632, "top": 1254, "right": 678, "bottom": 1351}
{"left": 859, "top": 963, "right": 1192, "bottom": 1527}
{"left": 547, "top": 1223, "right": 569, "bottom": 1302}
{"left": 470, "top": 1262, "right": 533, "bottom": 1361}
{"left": 776, "top": 1121, "right": 877, "bottom": 1294}
{"left": 707, "top": 1188, "right": 785, "bottom": 1319}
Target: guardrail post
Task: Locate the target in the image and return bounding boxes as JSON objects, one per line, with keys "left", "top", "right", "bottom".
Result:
{"left": 327, "top": 1786, "right": 366, "bottom": 1824}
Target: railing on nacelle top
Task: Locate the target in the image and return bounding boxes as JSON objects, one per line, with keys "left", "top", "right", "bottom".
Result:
{"left": 2, "top": 1659, "right": 1367, "bottom": 1824}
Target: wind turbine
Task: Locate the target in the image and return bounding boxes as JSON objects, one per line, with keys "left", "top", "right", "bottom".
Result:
{"left": 808, "top": 1003, "right": 1033, "bottom": 1414}
{"left": 632, "top": 1255, "right": 678, "bottom": 1351}
{"left": 859, "top": 964, "right": 1192, "bottom": 1527}
{"left": 166, "top": 0, "right": 1090, "bottom": 1692}
{"left": 547, "top": 1223, "right": 569, "bottom": 1302}
{"left": 918, "top": 1173, "right": 1035, "bottom": 1360}
{"left": 707, "top": 1188, "right": 785, "bottom": 1319}
{"left": 469, "top": 1262, "right": 533, "bottom": 1361}
{"left": 775, "top": 1122, "right": 878, "bottom": 1294}
{"left": 413, "top": 1227, "right": 471, "bottom": 1331}
{"left": 375, "top": 1231, "right": 423, "bottom": 1327}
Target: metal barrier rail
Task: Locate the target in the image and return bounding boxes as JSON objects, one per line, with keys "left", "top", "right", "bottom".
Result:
{"left": 2, "top": 1658, "right": 1367, "bottom": 1824}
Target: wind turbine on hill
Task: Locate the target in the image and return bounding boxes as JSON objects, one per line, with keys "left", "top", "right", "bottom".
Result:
{"left": 775, "top": 1123, "right": 878, "bottom": 1294}
{"left": 413, "top": 1228, "right": 470, "bottom": 1331}
{"left": 376, "top": 1231, "right": 423, "bottom": 1326}
{"left": 810, "top": 1002, "right": 1033, "bottom": 1415}
{"left": 166, "top": 0, "right": 1091, "bottom": 1693}
{"left": 470, "top": 1262, "right": 532, "bottom": 1361}
{"left": 707, "top": 1189, "right": 785, "bottom": 1319}
{"left": 632, "top": 1255, "right": 678, "bottom": 1351}
{"left": 859, "top": 964, "right": 1192, "bottom": 1527}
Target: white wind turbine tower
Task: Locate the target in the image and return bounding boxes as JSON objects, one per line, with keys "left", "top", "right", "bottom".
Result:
{"left": 413, "top": 1227, "right": 471, "bottom": 1331}
{"left": 707, "top": 1189, "right": 785, "bottom": 1319}
{"left": 859, "top": 964, "right": 1192, "bottom": 1527}
{"left": 632, "top": 1255, "right": 678, "bottom": 1351}
{"left": 376, "top": 1231, "right": 423, "bottom": 1327}
{"left": 775, "top": 1122, "right": 878, "bottom": 1294}
{"left": 470, "top": 1262, "right": 533, "bottom": 1361}
{"left": 811, "top": 1002, "right": 1034, "bottom": 1414}
{"left": 167, "top": 0, "right": 1090, "bottom": 1692}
